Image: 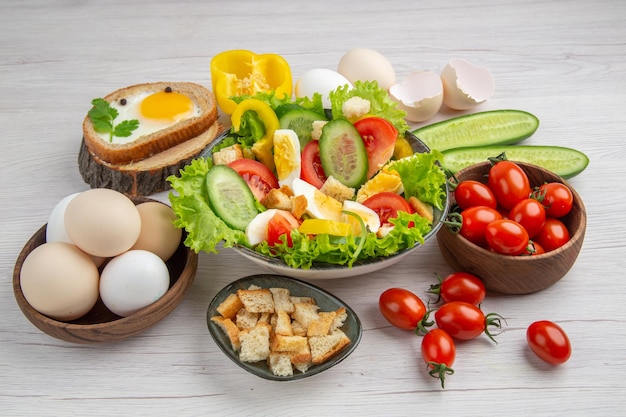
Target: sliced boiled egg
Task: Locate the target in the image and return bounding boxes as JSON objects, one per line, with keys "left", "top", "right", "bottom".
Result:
{"left": 389, "top": 71, "right": 444, "bottom": 122}
{"left": 100, "top": 88, "right": 199, "bottom": 144}
{"left": 291, "top": 178, "right": 343, "bottom": 221}
{"left": 440, "top": 58, "right": 495, "bottom": 110}
{"left": 245, "top": 209, "right": 281, "bottom": 245}
{"left": 356, "top": 169, "right": 403, "bottom": 203}
{"left": 342, "top": 200, "right": 380, "bottom": 235}
{"left": 273, "top": 129, "right": 301, "bottom": 189}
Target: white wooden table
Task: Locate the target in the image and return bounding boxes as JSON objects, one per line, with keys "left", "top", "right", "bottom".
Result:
{"left": 2, "top": 1, "right": 625, "bottom": 416}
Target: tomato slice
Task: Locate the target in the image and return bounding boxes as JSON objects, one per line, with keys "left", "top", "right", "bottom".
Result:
{"left": 300, "top": 140, "right": 327, "bottom": 189}
{"left": 228, "top": 158, "right": 279, "bottom": 201}
{"left": 362, "top": 192, "right": 414, "bottom": 226}
{"left": 266, "top": 210, "right": 299, "bottom": 247}
{"left": 354, "top": 117, "right": 398, "bottom": 179}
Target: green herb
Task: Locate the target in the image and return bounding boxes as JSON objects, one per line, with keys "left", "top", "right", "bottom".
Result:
{"left": 88, "top": 98, "right": 139, "bottom": 142}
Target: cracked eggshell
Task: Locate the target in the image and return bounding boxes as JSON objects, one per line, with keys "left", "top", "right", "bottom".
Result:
{"left": 389, "top": 71, "right": 444, "bottom": 122}
{"left": 337, "top": 48, "right": 396, "bottom": 90}
{"left": 440, "top": 58, "right": 495, "bottom": 110}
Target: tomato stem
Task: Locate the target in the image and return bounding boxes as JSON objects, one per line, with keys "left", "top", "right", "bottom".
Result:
{"left": 441, "top": 212, "right": 462, "bottom": 234}
{"left": 487, "top": 152, "right": 509, "bottom": 165}
{"left": 426, "top": 272, "right": 444, "bottom": 303}
{"left": 415, "top": 310, "right": 435, "bottom": 336}
{"left": 484, "top": 312, "right": 507, "bottom": 344}
{"left": 427, "top": 362, "right": 454, "bottom": 389}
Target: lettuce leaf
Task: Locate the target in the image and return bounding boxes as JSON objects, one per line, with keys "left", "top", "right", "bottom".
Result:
{"left": 387, "top": 151, "right": 447, "bottom": 211}
{"left": 329, "top": 80, "right": 410, "bottom": 133}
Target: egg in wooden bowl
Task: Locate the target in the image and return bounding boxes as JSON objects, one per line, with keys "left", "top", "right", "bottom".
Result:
{"left": 436, "top": 161, "right": 586, "bottom": 295}
{"left": 13, "top": 193, "right": 197, "bottom": 344}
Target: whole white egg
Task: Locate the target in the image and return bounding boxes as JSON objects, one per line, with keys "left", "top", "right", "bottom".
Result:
{"left": 337, "top": 48, "right": 396, "bottom": 90}
{"left": 295, "top": 68, "right": 353, "bottom": 108}
{"left": 46, "top": 192, "right": 81, "bottom": 244}
{"left": 99, "top": 250, "right": 170, "bottom": 317}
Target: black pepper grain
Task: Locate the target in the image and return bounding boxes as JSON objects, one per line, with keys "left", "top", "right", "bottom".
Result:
{"left": 165, "top": 86, "right": 172, "bottom": 93}
{"left": 120, "top": 98, "right": 127, "bottom": 105}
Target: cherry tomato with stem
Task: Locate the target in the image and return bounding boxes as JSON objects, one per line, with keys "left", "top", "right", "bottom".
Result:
{"left": 535, "top": 182, "right": 573, "bottom": 218}
{"left": 379, "top": 288, "right": 429, "bottom": 331}
{"left": 454, "top": 180, "right": 498, "bottom": 210}
{"left": 485, "top": 219, "right": 529, "bottom": 255}
{"left": 434, "top": 301, "right": 505, "bottom": 343}
{"left": 428, "top": 272, "right": 486, "bottom": 305}
{"left": 533, "top": 217, "right": 570, "bottom": 252}
{"left": 527, "top": 320, "right": 572, "bottom": 365}
{"left": 421, "top": 329, "right": 456, "bottom": 389}
{"left": 523, "top": 240, "right": 546, "bottom": 256}
{"left": 458, "top": 206, "right": 503, "bottom": 247}
{"left": 509, "top": 198, "right": 546, "bottom": 238}
{"left": 488, "top": 160, "right": 531, "bottom": 210}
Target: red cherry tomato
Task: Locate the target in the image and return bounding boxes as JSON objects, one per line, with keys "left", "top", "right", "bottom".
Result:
{"left": 509, "top": 198, "right": 546, "bottom": 238}
{"left": 537, "top": 182, "right": 573, "bottom": 218}
{"left": 353, "top": 116, "right": 398, "bottom": 179}
{"left": 434, "top": 301, "right": 504, "bottom": 342}
{"left": 488, "top": 160, "right": 531, "bottom": 210}
{"left": 363, "top": 192, "right": 414, "bottom": 227}
{"left": 228, "top": 158, "right": 279, "bottom": 201}
{"left": 459, "top": 206, "right": 503, "bottom": 247}
{"left": 533, "top": 217, "right": 570, "bottom": 252}
{"left": 421, "top": 329, "right": 456, "bottom": 389}
{"left": 300, "top": 140, "right": 327, "bottom": 189}
{"left": 379, "top": 288, "right": 427, "bottom": 331}
{"left": 266, "top": 211, "right": 299, "bottom": 247}
{"left": 454, "top": 180, "right": 497, "bottom": 210}
{"left": 524, "top": 240, "right": 546, "bottom": 256}
{"left": 485, "top": 219, "right": 529, "bottom": 255}
{"left": 430, "top": 272, "right": 486, "bottom": 305}
{"left": 527, "top": 320, "right": 571, "bottom": 365}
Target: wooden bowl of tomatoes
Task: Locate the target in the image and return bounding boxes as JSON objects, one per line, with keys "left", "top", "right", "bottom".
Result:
{"left": 436, "top": 160, "right": 586, "bottom": 294}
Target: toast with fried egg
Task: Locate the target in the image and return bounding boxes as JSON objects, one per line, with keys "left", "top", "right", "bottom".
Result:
{"left": 79, "top": 82, "right": 222, "bottom": 195}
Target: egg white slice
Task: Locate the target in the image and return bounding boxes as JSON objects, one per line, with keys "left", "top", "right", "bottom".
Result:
{"left": 273, "top": 129, "right": 301, "bottom": 189}
{"left": 245, "top": 209, "right": 281, "bottom": 245}
{"left": 291, "top": 178, "right": 343, "bottom": 222}
{"left": 342, "top": 200, "right": 381, "bottom": 234}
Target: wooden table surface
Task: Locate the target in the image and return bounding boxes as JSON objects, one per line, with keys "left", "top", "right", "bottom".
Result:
{"left": 2, "top": 1, "right": 625, "bottom": 416}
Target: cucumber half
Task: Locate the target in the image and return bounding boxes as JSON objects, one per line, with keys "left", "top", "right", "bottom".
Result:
{"left": 413, "top": 109, "right": 539, "bottom": 151}
{"left": 442, "top": 145, "right": 589, "bottom": 179}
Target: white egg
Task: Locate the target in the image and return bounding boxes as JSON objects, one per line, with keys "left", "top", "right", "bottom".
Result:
{"left": 337, "top": 48, "right": 396, "bottom": 90}
{"left": 99, "top": 250, "right": 170, "bottom": 317}
{"left": 291, "top": 178, "right": 343, "bottom": 221}
{"left": 273, "top": 129, "right": 301, "bottom": 189}
{"left": 440, "top": 58, "right": 495, "bottom": 110}
{"left": 295, "top": 68, "right": 353, "bottom": 108}
{"left": 342, "top": 200, "right": 381, "bottom": 234}
{"left": 97, "top": 89, "right": 200, "bottom": 144}
{"left": 46, "top": 192, "right": 81, "bottom": 244}
{"left": 245, "top": 209, "right": 281, "bottom": 245}
{"left": 389, "top": 71, "right": 444, "bottom": 122}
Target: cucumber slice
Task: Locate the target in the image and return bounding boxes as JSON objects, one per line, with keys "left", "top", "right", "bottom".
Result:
{"left": 442, "top": 145, "right": 589, "bottom": 179}
{"left": 279, "top": 108, "right": 327, "bottom": 148}
{"left": 319, "top": 119, "right": 368, "bottom": 188}
{"left": 205, "top": 164, "right": 260, "bottom": 231}
{"left": 413, "top": 110, "right": 539, "bottom": 151}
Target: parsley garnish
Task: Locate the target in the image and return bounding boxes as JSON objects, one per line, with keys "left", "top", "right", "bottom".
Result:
{"left": 88, "top": 98, "right": 139, "bottom": 142}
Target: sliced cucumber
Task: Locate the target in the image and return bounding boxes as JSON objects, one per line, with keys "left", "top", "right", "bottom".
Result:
{"left": 413, "top": 110, "right": 539, "bottom": 151}
{"left": 442, "top": 145, "right": 589, "bottom": 179}
{"left": 279, "top": 108, "right": 327, "bottom": 148}
{"left": 319, "top": 119, "right": 368, "bottom": 188}
{"left": 205, "top": 164, "right": 259, "bottom": 231}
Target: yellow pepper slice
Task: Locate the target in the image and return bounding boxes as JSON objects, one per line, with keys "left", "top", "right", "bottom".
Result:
{"left": 210, "top": 49, "right": 293, "bottom": 115}
{"left": 298, "top": 219, "right": 352, "bottom": 237}
{"left": 230, "top": 98, "right": 280, "bottom": 171}
{"left": 393, "top": 134, "right": 414, "bottom": 160}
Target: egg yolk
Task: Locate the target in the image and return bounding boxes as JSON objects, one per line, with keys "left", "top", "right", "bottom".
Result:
{"left": 140, "top": 91, "right": 193, "bottom": 121}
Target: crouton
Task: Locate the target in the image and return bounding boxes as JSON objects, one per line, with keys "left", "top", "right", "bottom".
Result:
{"left": 216, "top": 293, "right": 244, "bottom": 320}
{"left": 262, "top": 186, "right": 293, "bottom": 211}
{"left": 239, "top": 323, "right": 272, "bottom": 363}
{"left": 268, "top": 352, "right": 294, "bottom": 377}
{"left": 307, "top": 311, "right": 337, "bottom": 337}
{"left": 408, "top": 196, "right": 434, "bottom": 223}
{"left": 342, "top": 96, "right": 371, "bottom": 120}
{"left": 270, "top": 287, "right": 295, "bottom": 314}
{"left": 271, "top": 334, "right": 308, "bottom": 352}
{"left": 212, "top": 144, "right": 243, "bottom": 165}
{"left": 311, "top": 120, "right": 328, "bottom": 141}
{"left": 237, "top": 288, "right": 275, "bottom": 313}
{"left": 320, "top": 176, "right": 355, "bottom": 202}
{"left": 309, "top": 330, "right": 351, "bottom": 364}
{"left": 235, "top": 307, "right": 259, "bottom": 330}
{"left": 291, "top": 302, "right": 320, "bottom": 329}
{"left": 290, "top": 194, "right": 308, "bottom": 219}
{"left": 210, "top": 316, "right": 241, "bottom": 351}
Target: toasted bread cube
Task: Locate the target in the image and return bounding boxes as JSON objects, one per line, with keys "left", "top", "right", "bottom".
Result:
{"left": 235, "top": 307, "right": 259, "bottom": 330}
{"left": 274, "top": 310, "right": 294, "bottom": 336}
{"left": 331, "top": 307, "right": 348, "bottom": 332}
{"left": 307, "top": 311, "right": 337, "bottom": 337}
{"left": 210, "top": 316, "right": 241, "bottom": 351}
{"left": 292, "top": 302, "right": 320, "bottom": 329}
{"left": 309, "top": 329, "right": 351, "bottom": 364}
{"left": 261, "top": 187, "right": 292, "bottom": 211}
{"left": 213, "top": 144, "right": 243, "bottom": 165}
{"left": 291, "top": 194, "right": 308, "bottom": 219}
{"left": 320, "top": 176, "right": 355, "bottom": 203}
{"left": 270, "top": 287, "right": 294, "bottom": 314}
{"left": 268, "top": 352, "right": 294, "bottom": 377}
{"left": 311, "top": 120, "right": 328, "bottom": 141}
{"left": 271, "top": 334, "right": 308, "bottom": 352}
{"left": 290, "top": 342, "right": 313, "bottom": 373}
{"left": 216, "top": 293, "right": 244, "bottom": 320}
{"left": 239, "top": 323, "right": 272, "bottom": 363}
{"left": 291, "top": 320, "right": 308, "bottom": 337}
{"left": 408, "top": 196, "right": 434, "bottom": 223}
{"left": 237, "top": 288, "right": 275, "bottom": 313}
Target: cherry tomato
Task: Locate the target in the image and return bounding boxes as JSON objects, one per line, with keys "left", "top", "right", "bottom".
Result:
{"left": 524, "top": 240, "right": 546, "bottom": 256}
{"left": 363, "top": 192, "right": 414, "bottom": 227}
{"left": 421, "top": 329, "right": 455, "bottom": 389}
{"left": 488, "top": 160, "right": 531, "bottom": 210}
{"left": 454, "top": 180, "right": 497, "bottom": 210}
{"left": 429, "top": 272, "right": 486, "bottom": 305}
{"left": 266, "top": 211, "right": 299, "bottom": 247}
{"left": 509, "top": 198, "right": 546, "bottom": 238}
{"left": 300, "top": 140, "right": 327, "bottom": 189}
{"left": 533, "top": 217, "right": 570, "bottom": 252}
{"left": 434, "top": 301, "right": 503, "bottom": 342}
{"left": 228, "top": 158, "right": 279, "bottom": 201}
{"left": 354, "top": 117, "right": 398, "bottom": 179}
{"left": 537, "top": 182, "right": 573, "bottom": 218}
{"left": 459, "top": 206, "right": 503, "bottom": 247}
{"left": 527, "top": 320, "right": 571, "bottom": 365}
{"left": 379, "top": 288, "right": 426, "bottom": 331}
{"left": 485, "top": 219, "right": 529, "bottom": 255}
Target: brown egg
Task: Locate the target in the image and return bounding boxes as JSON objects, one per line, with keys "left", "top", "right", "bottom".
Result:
{"left": 131, "top": 202, "right": 182, "bottom": 262}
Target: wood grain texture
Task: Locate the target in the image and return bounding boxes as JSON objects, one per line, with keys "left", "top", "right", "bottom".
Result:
{"left": 1, "top": 0, "right": 626, "bottom": 416}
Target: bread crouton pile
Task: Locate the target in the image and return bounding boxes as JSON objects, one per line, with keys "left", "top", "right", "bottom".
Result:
{"left": 210, "top": 284, "right": 351, "bottom": 377}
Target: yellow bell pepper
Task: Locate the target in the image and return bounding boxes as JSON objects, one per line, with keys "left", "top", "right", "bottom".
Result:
{"left": 230, "top": 98, "right": 279, "bottom": 171}
{"left": 210, "top": 49, "right": 293, "bottom": 115}
{"left": 298, "top": 219, "right": 352, "bottom": 237}
{"left": 393, "top": 134, "right": 414, "bottom": 160}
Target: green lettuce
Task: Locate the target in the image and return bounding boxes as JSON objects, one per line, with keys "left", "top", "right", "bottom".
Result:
{"left": 388, "top": 151, "right": 448, "bottom": 211}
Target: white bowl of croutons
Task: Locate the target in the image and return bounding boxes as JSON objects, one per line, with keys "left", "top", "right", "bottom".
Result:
{"left": 207, "top": 274, "right": 362, "bottom": 381}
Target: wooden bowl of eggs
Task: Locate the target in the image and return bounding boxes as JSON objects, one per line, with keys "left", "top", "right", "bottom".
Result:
{"left": 436, "top": 161, "right": 586, "bottom": 295}
{"left": 13, "top": 189, "right": 198, "bottom": 344}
